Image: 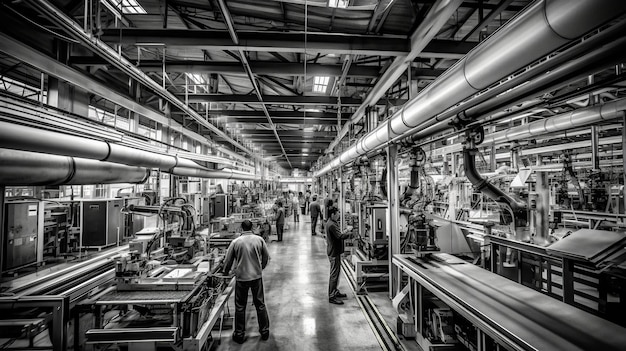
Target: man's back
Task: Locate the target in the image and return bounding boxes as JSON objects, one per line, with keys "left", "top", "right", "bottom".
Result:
{"left": 224, "top": 233, "right": 270, "bottom": 282}
{"left": 310, "top": 201, "right": 321, "bottom": 218}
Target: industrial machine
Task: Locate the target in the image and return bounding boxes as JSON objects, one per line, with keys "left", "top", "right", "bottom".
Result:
{"left": 80, "top": 199, "right": 123, "bottom": 248}
{"left": 1, "top": 200, "right": 43, "bottom": 273}
{"left": 211, "top": 194, "right": 230, "bottom": 218}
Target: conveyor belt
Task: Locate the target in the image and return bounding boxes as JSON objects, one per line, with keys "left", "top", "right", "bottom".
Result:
{"left": 93, "top": 290, "right": 191, "bottom": 304}
{"left": 393, "top": 254, "right": 626, "bottom": 351}
{"left": 5, "top": 246, "right": 126, "bottom": 297}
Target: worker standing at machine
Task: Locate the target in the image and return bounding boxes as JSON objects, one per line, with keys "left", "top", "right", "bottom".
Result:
{"left": 292, "top": 193, "right": 300, "bottom": 223}
{"left": 309, "top": 195, "right": 322, "bottom": 236}
{"left": 325, "top": 206, "right": 352, "bottom": 305}
{"left": 274, "top": 200, "right": 285, "bottom": 242}
{"left": 222, "top": 220, "right": 271, "bottom": 343}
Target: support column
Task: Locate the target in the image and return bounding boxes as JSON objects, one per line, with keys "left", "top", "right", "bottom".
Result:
{"left": 0, "top": 185, "right": 4, "bottom": 272}
{"left": 622, "top": 113, "right": 626, "bottom": 214}
{"left": 339, "top": 167, "right": 344, "bottom": 229}
{"left": 387, "top": 143, "right": 400, "bottom": 298}
{"left": 128, "top": 79, "right": 141, "bottom": 134}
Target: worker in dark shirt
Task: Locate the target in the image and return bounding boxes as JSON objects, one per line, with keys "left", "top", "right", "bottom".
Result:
{"left": 309, "top": 195, "right": 322, "bottom": 236}
{"left": 325, "top": 206, "right": 352, "bottom": 305}
{"left": 222, "top": 220, "right": 271, "bottom": 343}
{"left": 274, "top": 200, "right": 285, "bottom": 241}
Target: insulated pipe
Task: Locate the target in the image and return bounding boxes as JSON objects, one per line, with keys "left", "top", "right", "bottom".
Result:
{"left": 483, "top": 97, "right": 626, "bottom": 145}
{"left": 327, "top": 0, "right": 464, "bottom": 152}
{"left": 0, "top": 121, "right": 201, "bottom": 170}
{"left": 409, "top": 34, "right": 626, "bottom": 142}
{"left": 170, "top": 167, "right": 260, "bottom": 181}
{"left": 402, "top": 17, "right": 626, "bottom": 143}
{"left": 0, "top": 149, "right": 149, "bottom": 185}
{"left": 28, "top": 0, "right": 256, "bottom": 159}
{"left": 315, "top": 0, "right": 626, "bottom": 177}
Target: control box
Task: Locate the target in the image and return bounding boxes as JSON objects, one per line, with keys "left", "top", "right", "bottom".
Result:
{"left": 368, "top": 204, "right": 388, "bottom": 246}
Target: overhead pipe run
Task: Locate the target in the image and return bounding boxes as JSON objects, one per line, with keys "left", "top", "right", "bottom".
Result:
{"left": 171, "top": 167, "right": 260, "bottom": 181}
{"left": 27, "top": 0, "right": 257, "bottom": 159}
{"left": 0, "top": 121, "right": 200, "bottom": 170}
{"left": 326, "top": 0, "right": 464, "bottom": 153}
{"left": 315, "top": 0, "right": 626, "bottom": 177}
{"left": 0, "top": 149, "right": 150, "bottom": 186}
{"left": 403, "top": 18, "right": 626, "bottom": 142}
{"left": 482, "top": 97, "right": 626, "bottom": 145}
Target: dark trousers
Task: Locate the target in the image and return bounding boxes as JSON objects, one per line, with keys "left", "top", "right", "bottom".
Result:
{"left": 328, "top": 255, "right": 341, "bottom": 298}
{"left": 311, "top": 216, "right": 318, "bottom": 235}
{"left": 234, "top": 278, "right": 270, "bottom": 338}
{"left": 293, "top": 210, "right": 299, "bottom": 222}
{"left": 276, "top": 223, "right": 284, "bottom": 241}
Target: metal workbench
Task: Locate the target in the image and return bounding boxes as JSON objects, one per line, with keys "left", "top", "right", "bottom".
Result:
{"left": 393, "top": 253, "right": 626, "bottom": 351}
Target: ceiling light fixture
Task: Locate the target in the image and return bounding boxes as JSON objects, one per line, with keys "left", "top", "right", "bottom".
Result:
{"left": 313, "top": 76, "right": 330, "bottom": 93}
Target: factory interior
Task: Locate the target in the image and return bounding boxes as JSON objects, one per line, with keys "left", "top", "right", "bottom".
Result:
{"left": 2, "top": 0, "right": 626, "bottom": 350}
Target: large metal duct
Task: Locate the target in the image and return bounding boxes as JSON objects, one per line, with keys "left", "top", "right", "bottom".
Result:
{"left": 0, "top": 149, "right": 150, "bottom": 185}
{"left": 315, "top": 0, "right": 626, "bottom": 177}
{"left": 171, "top": 167, "right": 259, "bottom": 181}
{"left": 463, "top": 147, "right": 527, "bottom": 226}
{"left": 0, "top": 121, "right": 201, "bottom": 170}
{"left": 483, "top": 97, "right": 626, "bottom": 145}
{"left": 25, "top": 0, "right": 255, "bottom": 158}
{"left": 326, "top": 0, "right": 464, "bottom": 152}
{"left": 409, "top": 34, "right": 626, "bottom": 142}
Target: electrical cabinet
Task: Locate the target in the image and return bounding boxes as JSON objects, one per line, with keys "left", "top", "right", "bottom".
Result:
{"left": 368, "top": 205, "right": 388, "bottom": 246}
{"left": 81, "top": 199, "right": 123, "bottom": 248}
{"left": 212, "top": 194, "right": 230, "bottom": 218}
{"left": 2, "top": 201, "right": 44, "bottom": 272}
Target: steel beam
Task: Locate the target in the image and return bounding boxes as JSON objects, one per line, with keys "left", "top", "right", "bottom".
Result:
{"left": 239, "top": 130, "right": 338, "bottom": 137}
{"left": 88, "top": 60, "right": 383, "bottom": 78}
{"left": 179, "top": 94, "right": 404, "bottom": 106}
{"left": 100, "top": 29, "right": 474, "bottom": 57}
{"left": 202, "top": 110, "right": 352, "bottom": 119}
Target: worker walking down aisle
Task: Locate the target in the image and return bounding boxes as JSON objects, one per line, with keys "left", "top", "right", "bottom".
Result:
{"left": 215, "top": 215, "right": 381, "bottom": 351}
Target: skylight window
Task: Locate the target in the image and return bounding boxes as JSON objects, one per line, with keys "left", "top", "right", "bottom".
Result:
{"left": 186, "top": 73, "right": 205, "bottom": 85}
{"left": 186, "top": 73, "right": 209, "bottom": 93}
{"left": 313, "top": 76, "right": 330, "bottom": 93}
{"left": 328, "top": 0, "right": 349, "bottom": 8}
{"left": 105, "top": 0, "right": 147, "bottom": 15}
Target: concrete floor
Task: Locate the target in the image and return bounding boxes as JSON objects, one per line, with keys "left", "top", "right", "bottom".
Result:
{"left": 214, "top": 217, "right": 384, "bottom": 351}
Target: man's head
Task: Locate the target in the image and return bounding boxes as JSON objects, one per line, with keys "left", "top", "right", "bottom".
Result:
{"left": 241, "top": 219, "right": 252, "bottom": 231}
{"left": 277, "top": 200, "right": 283, "bottom": 207}
{"left": 328, "top": 206, "right": 340, "bottom": 220}
{"left": 312, "top": 195, "right": 317, "bottom": 201}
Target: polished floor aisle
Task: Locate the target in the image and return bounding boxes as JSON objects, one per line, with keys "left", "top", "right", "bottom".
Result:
{"left": 214, "top": 217, "right": 383, "bottom": 351}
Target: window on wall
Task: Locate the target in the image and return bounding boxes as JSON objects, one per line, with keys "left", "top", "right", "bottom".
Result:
{"left": 94, "top": 184, "right": 107, "bottom": 198}
{"left": 138, "top": 122, "right": 157, "bottom": 140}
{"left": 88, "top": 106, "right": 130, "bottom": 130}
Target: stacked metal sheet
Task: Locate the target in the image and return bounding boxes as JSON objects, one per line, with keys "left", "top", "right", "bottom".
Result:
{"left": 546, "top": 229, "right": 626, "bottom": 267}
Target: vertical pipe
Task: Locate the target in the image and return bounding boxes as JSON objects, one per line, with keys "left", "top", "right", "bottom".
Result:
{"left": 591, "top": 126, "right": 600, "bottom": 170}
{"left": 589, "top": 75, "right": 600, "bottom": 170}
{"left": 535, "top": 157, "right": 550, "bottom": 244}
{"left": 339, "top": 167, "right": 344, "bottom": 229}
{"left": 387, "top": 143, "right": 400, "bottom": 298}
